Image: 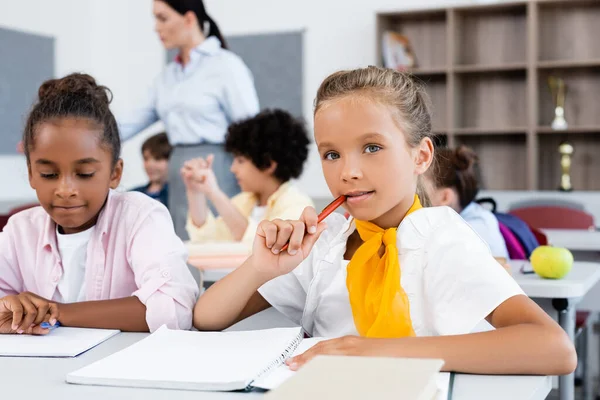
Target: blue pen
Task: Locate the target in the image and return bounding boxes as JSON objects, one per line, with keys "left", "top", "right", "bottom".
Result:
{"left": 40, "top": 321, "right": 61, "bottom": 330}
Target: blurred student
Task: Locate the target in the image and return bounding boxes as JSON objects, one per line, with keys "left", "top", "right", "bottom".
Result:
{"left": 182, "top": 109, "right": 313, "bottom": 244}
{"left": 424, "top": 145, "right": 509, "bottom": 259}
{"left": 131, "top": 133, "right": 171, "bottom": 209}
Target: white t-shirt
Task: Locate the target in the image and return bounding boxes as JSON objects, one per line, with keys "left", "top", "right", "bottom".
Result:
{"left": 249, "top": 206, "right": 267, "bottom": 224}
{"left": 55, "top": 226, "right": 94, "bottom": 303}
{"left": 258, "top": 206, "right": 524, "bottom": 338}
{"left": 460, "top": 202, "right": 510, "bottom": 259}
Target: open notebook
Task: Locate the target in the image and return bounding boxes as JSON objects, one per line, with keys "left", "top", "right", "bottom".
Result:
{"left": 67, "top": 326, "right": 304, "bottom": 391}
{"left": 67, "top": 326, "right": 451, "bottom": 397}
{"left": 0, "top": 327, "right": 119, "bottom": 358}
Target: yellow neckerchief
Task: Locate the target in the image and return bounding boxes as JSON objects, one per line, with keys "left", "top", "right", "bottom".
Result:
{"left": 346, "top": 195, "right": 422, "bottom": 338}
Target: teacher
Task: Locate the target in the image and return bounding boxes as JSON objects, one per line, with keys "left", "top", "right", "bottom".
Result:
{"left": 119, "top": 0, "right": 259, "bottom": 239}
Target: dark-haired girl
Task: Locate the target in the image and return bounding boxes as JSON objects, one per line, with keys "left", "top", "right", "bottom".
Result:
{"left": 424, "top": 146, "right": 509, "bottom": 259}
{"left": 0, "top": 73, "right": 198, "bottom": 335}
{"left": 118, "top": 0, "right": 259, "bottom": 239}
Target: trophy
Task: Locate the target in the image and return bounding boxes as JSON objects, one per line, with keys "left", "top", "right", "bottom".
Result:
{"left": 558, "top": 141, "right": 574, "bottom": 192}
{"left": 548, "top": 76, "right": 568, "bottom": 130}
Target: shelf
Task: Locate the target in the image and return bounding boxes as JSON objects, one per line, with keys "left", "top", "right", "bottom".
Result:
{"left": 378, "top": 11, "right": 447, "bottom": 70}
{"left": 538, "top": 69, "right": 600, "bottom": 128}
{"left": 454, "top": 4, "right": 526, "bottom": 66}
{"left": 408, "top": 67, "right": 447, "bottom": 76}
{"left": 537, "top": 0, "right": 600, "bottom": 8}
{"left": 454, "top": 127, "right": 527, "bottom": 135}
{"left": 455, "top": 134, "right": 528, "bottom": 190}
{"left": 538, "top": 59, "right": 600, "bottom": 70}
{"left": 537, "top": 126, "right": 600, "bottom": 134}
{"left": 538, "top": 1, "right": 600, "bottom": 62}
{"left": 455, "top": 72, "right": 527, "bottom": 130}
{"left": 377, "top": 1, "right": 600, "bottom": 190}
{"left": 538, "top": 133, "right": 600, "bottom": 191}
{"left": 454, "top": 63, "right": 527, "bottom": 74}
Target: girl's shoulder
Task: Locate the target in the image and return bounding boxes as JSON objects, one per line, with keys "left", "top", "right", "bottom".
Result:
{"left": 3, "top": 205, "right": 48, "bottom": 236}
{"left": 398, "top": 206, "right": 478, "bottom": 250}
{"left": 98, "top": 190, "right": 171, "bottom": 230}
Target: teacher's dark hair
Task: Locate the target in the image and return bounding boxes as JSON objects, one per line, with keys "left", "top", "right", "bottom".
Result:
{"left": 163, "top": 0, "right": 228, "bottom": 49}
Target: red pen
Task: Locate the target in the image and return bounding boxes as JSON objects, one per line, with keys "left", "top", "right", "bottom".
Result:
{"left": 281, "top": 195, "right": 346, "bottom": 252}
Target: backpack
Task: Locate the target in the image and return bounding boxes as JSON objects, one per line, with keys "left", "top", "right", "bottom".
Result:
{"left": 476, "top": 198, "right": 540, "bottom": 260}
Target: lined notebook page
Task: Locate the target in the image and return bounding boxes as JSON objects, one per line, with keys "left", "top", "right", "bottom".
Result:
{"left": 67, "top": 326, "right": 303, "bottom": 392}
{"left": 0, "top": 327, "right": 119, "bottom": 358}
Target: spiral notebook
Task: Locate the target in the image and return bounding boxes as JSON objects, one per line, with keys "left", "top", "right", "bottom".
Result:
{"left": 66, "top": 325, "right": 303, "bottom": 391}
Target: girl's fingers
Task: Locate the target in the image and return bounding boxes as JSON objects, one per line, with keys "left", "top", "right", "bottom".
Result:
{"left": 16, "top": 296, "right": 37, "bottom": 333}
{"left": 271, "top": 220, "right": 294, "bottom": 254}
{"left": 257, "top": 221, "right": 279, "bottom": 250}
{"left": 300, "top": 207, "right": 319, "bottom": 234}
{"left": 286, "top": 221, "right": 306, "bottom": 255}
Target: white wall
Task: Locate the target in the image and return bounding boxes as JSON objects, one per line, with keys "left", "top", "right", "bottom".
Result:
{"left": 0, "top": 0, "right": 165, "bottom": 204}
{"left": 0, "top": 0, "right": 508, "bottom": 205}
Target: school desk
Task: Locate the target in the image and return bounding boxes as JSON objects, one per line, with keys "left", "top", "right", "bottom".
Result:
{"left": 510, "top": 260, "right": 600, "bottom": 400}
{"left": 2, "top": 307, "right": 551, "bottom": 400}
{"left": 541, "top": 229, "right": 600, "bottom": 252}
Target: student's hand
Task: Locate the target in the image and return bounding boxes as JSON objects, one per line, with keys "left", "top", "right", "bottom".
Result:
{"left": 180, "top": 155, "right": 219, "bottom": 196}
{"left": 285, "top": 336, "right": 368, "bottom": 371}
{"left": 0, "top": 292, "right": 59, "bottom": 335}
{"left": 249, "top": 207, "right": 327, "bottom": 281}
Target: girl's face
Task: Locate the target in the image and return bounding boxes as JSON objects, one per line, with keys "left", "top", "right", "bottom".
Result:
{"left": 314, "top": 96, "right": 433, "bottom": 229}
{"left": 28, "top": 118, "right": 123, "bottom": 234}
{"left": 153, "top": 1, "right": 194, "bottom": 50}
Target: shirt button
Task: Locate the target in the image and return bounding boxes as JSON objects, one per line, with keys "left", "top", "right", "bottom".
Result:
{"left": 52, "top": 276, "right": 60, "bottom": 283}
{"left": 161, "top": 271, "right": 171, "bottom": 278}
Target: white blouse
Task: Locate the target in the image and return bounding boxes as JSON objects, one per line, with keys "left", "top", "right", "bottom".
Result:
{"left": 258, "top": 206, "right": 524, "bottom": 338}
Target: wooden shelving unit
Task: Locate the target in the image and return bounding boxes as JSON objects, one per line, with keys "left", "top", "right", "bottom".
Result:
{"left": 376, "top": 0, "right": 600, "bottom": 190}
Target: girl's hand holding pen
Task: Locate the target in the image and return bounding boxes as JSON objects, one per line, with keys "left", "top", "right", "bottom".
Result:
{"left": 248, "top": 196, "right": 346, "bottom": 281}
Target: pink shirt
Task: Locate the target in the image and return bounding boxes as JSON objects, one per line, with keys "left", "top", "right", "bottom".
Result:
{"left": 0, "top": 190, "right": 199, "bottom": 332}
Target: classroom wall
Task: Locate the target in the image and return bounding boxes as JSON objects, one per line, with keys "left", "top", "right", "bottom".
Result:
{"left": 0, "top": 0, "right": 513, "bottom": 205}
{"left": 0, "top": 0, "right": 165, "bottom": 204}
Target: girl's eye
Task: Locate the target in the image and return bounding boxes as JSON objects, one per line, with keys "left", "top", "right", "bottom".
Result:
{"left": 365, "top": 145, "right": 382, "bottom": 154}
{"left": 78, "top": 173, "right": 95, "bottom": 179}
{"left": 40, "top": 173, "right": 58, "bottom": 179}
{"left": 324, "top": 152, "right": 340, "bottom": 161}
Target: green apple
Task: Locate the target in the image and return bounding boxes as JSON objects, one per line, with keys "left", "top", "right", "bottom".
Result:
{"left": 530, "top": 246, "right": 574, "bottom": 279}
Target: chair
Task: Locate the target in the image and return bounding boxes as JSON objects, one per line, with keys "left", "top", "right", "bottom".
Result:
{"left": 509, "top": 205, "right": 595, "bottom": 230}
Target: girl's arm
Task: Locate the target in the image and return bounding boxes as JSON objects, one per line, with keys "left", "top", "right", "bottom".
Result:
{"left": 193, "top": 260, "right": 271, "bottom": 331}
{"left": 58, "top": 297, "right": 149, "bottom": 332}
{"left": 289, "top": 294, "right": 575, "bottom": 376}
{"left": 194, "top": 207, "right": 327, "bottom": 331}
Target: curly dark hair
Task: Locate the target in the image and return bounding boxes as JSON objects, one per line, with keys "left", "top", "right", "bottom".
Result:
{"left": 23, "top": 73, "right": 120, "bottom": 167}
{"left": 225, "top": 109, "right": 310, "bottom": 182}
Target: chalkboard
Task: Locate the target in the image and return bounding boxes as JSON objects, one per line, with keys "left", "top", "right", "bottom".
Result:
{"left": 0, "top": 27, "right": 54, "bottom": 154}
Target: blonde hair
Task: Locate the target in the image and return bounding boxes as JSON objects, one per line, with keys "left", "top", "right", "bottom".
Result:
{"left": 314, "top": 66, "right": 434, "bottom": 206}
